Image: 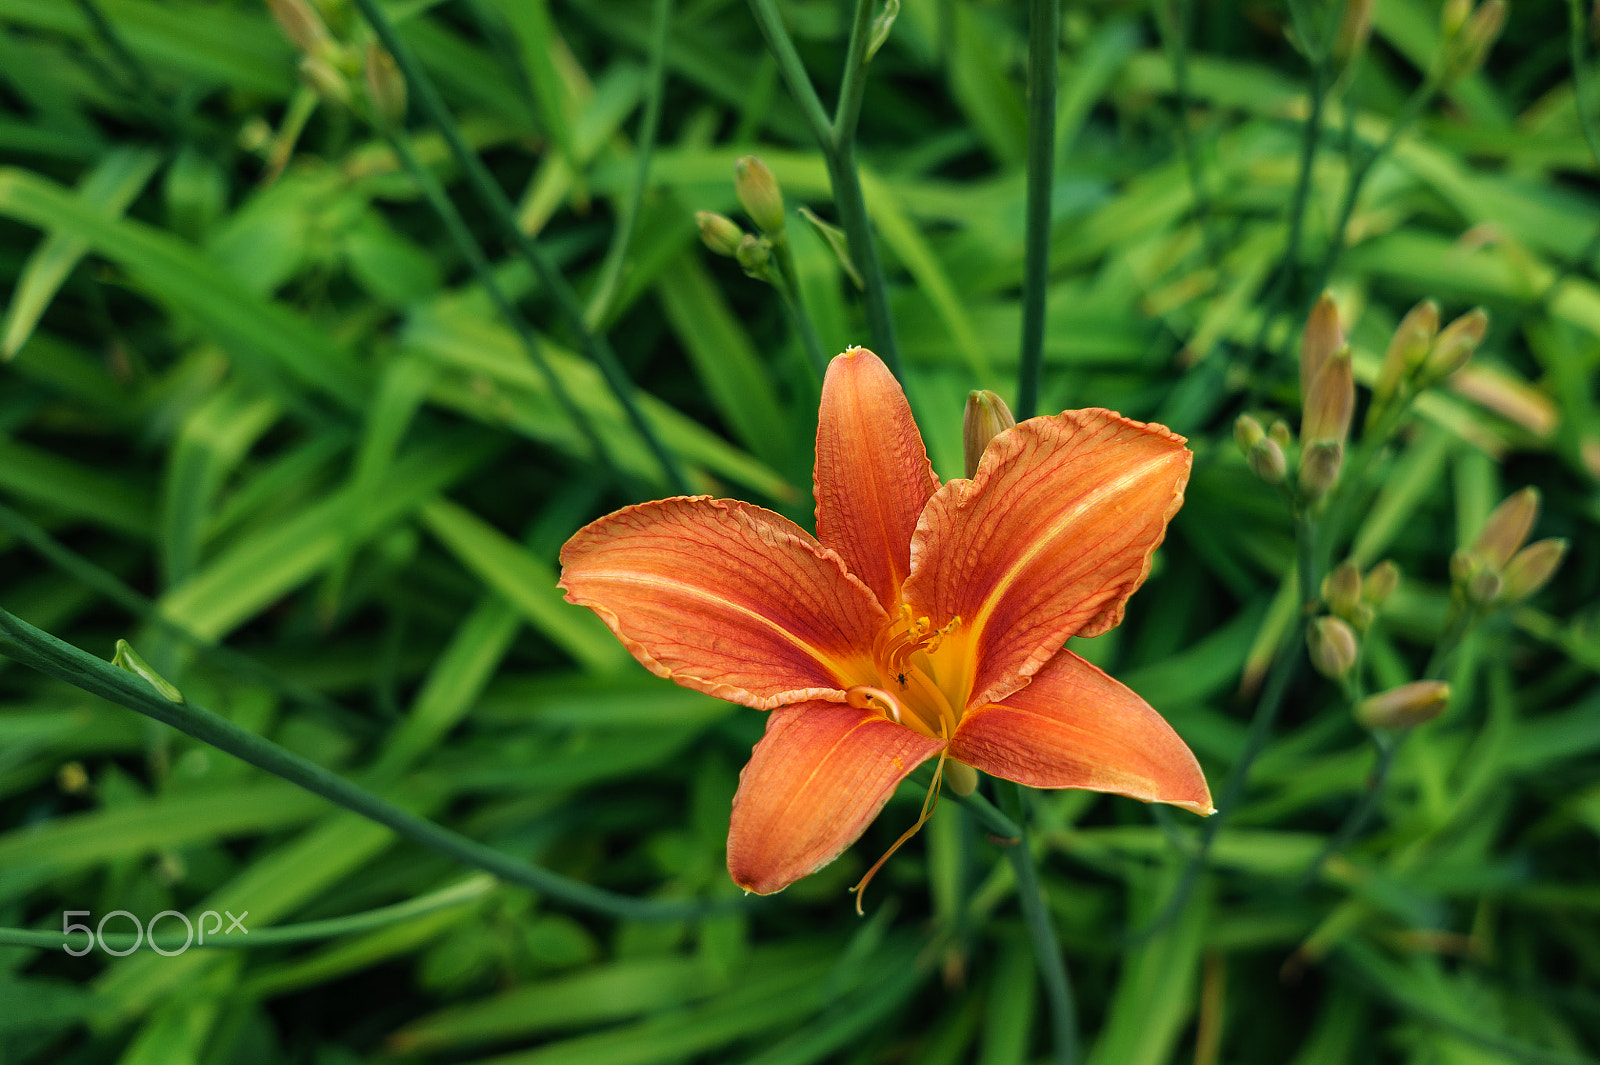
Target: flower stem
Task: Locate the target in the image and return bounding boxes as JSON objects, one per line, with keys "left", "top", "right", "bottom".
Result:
{"left": 746, "top": 0, "right": 904, "bottom": 377}
{"left": 1157, "top": 0, "right": 1220, "bottom": 268}
{"left": 1003, "top": 782, "right": 1079, "bottom": 1065}
{"left": 584, "top": 0, "right": 674, "bottom": 328}
{"left": 0, "top": 875, "right": 495, "bottom": 952}
{"left": 771, "top": 238, "right": 832, "bottom": 381}
{"left": 381, "top": 126, "right": 627, "bottom": 490}
{"left": 1016, "top": 0, "right": 1060, "bottom": 421}
{"left": 0, "top": 608, "right": 733, "bottom": 923}
{"left": 349, "top": 0, "right": 692, "bottom": 495}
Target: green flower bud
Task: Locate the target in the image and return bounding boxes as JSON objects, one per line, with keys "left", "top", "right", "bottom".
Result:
{"left": 735, "top": 233, "right": 773, "bottom": 281}
{"left": 1421, "top": 307, "right": 1488, "bottom": 383}
{"left": 734, "top": 155, "right": 786, "bottom": 236}
{"left": 1298, "top": 440, "right": 1344, "bottom": 500}
{"left": 1469, "top": 486, "right": 1538, "bottom": 568}
{"left": 943, "top": 758, "right": 979, "bottom": 797}
{"left": 1247, "top": 437, "right": 1287, "bottom": 484}
{"left": 1363, "top": 560, "right": 1401, "bottom": 605}
{"left": 363, "top": 41, "right": 407, "bottom": 126}
{"left": 1308, "top": 616, "right": 1360, "bottom": 679}
{"left": 1501, "top": 539, "right": 1567, "bottom": 602}
{"left": 963, "top": 390, "right": 1016, "bottom": 479}
{"left": 1323, "top": 561, "right": 1363, "bottom": 618}
{"left": 1357, "top": 681, "right": 1450, "bottom": 731}
{"left": 1375, "top": 299, "right": 1439, "bottom": 403}
{"left": 1302, "top": 345, "right": 1354, "bottom": 445}
{"left": 696, "top": 211, "right": 745, "bottom": 258}
{"left": 1235, "top": 414, "right": 1265, "bottom": 453}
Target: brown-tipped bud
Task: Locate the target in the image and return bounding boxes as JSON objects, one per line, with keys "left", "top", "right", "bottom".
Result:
{"left": 1363, "top": 560, "right": 1401, "bottom": 605}
{"left": 1470, "top": 487, "right": 1539, "bottom": 568}
{"left": 1501, "top": 539, "right": 1567, "bottom": 602}
{"left": 1332, "top": 0, "right": 1375, "bottom": 65}
{"left": 1466, "top": 566, "right": 1503, "bottom": 604}
{"left": 1448, "top": 366, "right": 1560, "bottom": 440}
{"left": 1300, "top": 294, "right": 1345, "bottom": 413}
{"left": 299, "top": 55, "right": 352, "bottom": 107}
{"left": 696, "top": 211, "right": 745, "bottom": 258}
{"left": 1421, "top": 308, "right": 1488, "bottom": 383}
{"left": 1298, "top": 440, "right": 1344, "bottom": 500}
{"left": 1248, "top": 438, "right": 1287, "bottom": 484}
{"left": 1441, "top": 0, "right": 1472, "bottom": 38}
{"left": 1302, "top": 346, "right": 1354, "bottom": 445}
{"left": 734, "top": 155, "right": 786, "bottom": 235}
{"left": 1451, "top": 0, "right": 1507, "bottom": 77}
{"left": 944, "top": 759, "right": 979, "bottom": 797}
{"left": 1323, "top": 561, "right": 1363, "bottom": 618}
{"left": 1376, "top": 299, "right": 1440, "bottom": 402}
{"left": 267, "top": 0, "right": 330, "bottom": 55}
{"left": 735, "top": 233, "right": 772, "bottom": 281}
{"left": 1268, "top": 420, "right": 1293, "bottom": 450}
{"left": 1357, "top": 681, "right": 1450, "bottom": 731}
{"left": 1235, "top": 414, "right": 1265, "bottom": 453}
{"left": 1308, "top": 616, "right": 1360, "bottom": 679}
{"left": 964, "top": 390, "right": 1016, "bottom": 478}
{"left": 363, "top": 41, "right": 407, "bottom": 125}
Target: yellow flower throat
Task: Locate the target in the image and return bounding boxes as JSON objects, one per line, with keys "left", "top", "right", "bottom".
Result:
{"left": 847, "top": 605, "right": 969, "bottom": 739}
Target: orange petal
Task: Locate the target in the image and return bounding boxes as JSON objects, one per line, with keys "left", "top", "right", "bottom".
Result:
{"left": 559, "top": 497, "right": 882, "bottom": 709}
{"left": 727, "top": 702, "right": 944, "bottom": 894}
{"left": 903, "top": 409, "right": 1190, "bottom": 708}
{"left": 949, "top": 650, "right": 1212, "bottom": 814}
{"left": 814, "top": 348, "right": 941, "bottom": 608}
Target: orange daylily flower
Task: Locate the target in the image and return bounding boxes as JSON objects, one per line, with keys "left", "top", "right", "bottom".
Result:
{"left": 559, "top": 348, "right": 1212, "bottom": 897}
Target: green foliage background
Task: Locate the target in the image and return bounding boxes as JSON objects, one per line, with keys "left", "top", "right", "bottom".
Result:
{"left": 1, "top": 0, "right": 1598, "bottom": 1062}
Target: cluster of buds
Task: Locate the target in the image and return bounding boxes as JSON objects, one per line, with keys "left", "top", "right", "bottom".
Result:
{"left": 1439, "top": 0, "right": 1508, "bottom": 81}
{"left": 1306, "top": 559, "right": 1400, "bottom": 679}
{"left": 1369, "top": 300, "right": 1489, "bottom": 429}
{"left": 266, "top": 0, "right": 406, "bottom": 124}
{"left": 1451, "top": 488, "right": 1568, "bottom": 608}
{"left": 696, "top": 156, "right": 787, "bottom": 283}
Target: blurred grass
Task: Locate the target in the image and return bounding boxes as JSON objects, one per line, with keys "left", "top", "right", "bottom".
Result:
{"left": 0, "top": 0, "right": 1598, "bottom": 1063}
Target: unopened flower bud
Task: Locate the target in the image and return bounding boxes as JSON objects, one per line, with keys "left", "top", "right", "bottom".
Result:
{"left": 267, "top": 0, "right": 330, "bottom": 55}
{"left": 1298, "top": 440, "right": 1344, "bottom": 500}
{"left": 1247, "top": 437, "right": 1287, "bottom": 484}
{"left": 1470, "top": 487, "right": 1539, "bottom": 568}
{"left": 1268, "top": 420, "right": 1293, "bottom": 450}
{"left": 58, "top": 760, "right": 89, "bottom": 794}
{"left": 964, "top": 390, "right": 1016, "bottom": 478}
{"left": 1466, "top": 565, "right": 1503, "bottom": 604}
{"left": 734, "top": 155, "right": 786, "bottom": 236}
{"left": 735, "top": 233, "right": 772, "bottom": 281}
{"left": 1235, "top": 414, "right": 1265, "bottom": 453}
{"left": 1376, "top": 299, "right": 1440, "bottom": 402}
{"left": 1323, "top": 561, "right": 1363, "bottom": 618}
{"left": 1421, "top": 307, "right": 1488, "bottom": 383}
{"left": 1450, "top": 548, "right": 1477, "bottom": 585}
{"left": 1332, "top": 0, "right": 1375, "bottom": 66}
{"left": 1302, "top": 346, "right": 1354, "bottom": 445}
{"left": 944, "top": 759, "right": 979, "bottom": 797}
{"left": 1349, "top": 601, "right": 1377, "bottom": 631}
{"left": 1441, "top": 0, "right": 1472, "bottom": 38}
{"left": 1451, "top": 0, "right": 1506, "bottom": 77}
{"left": 1308, "top": 616, "right": 1359, "bottom": 679}
{"left": 1300, "top": 293, "right": 1345, "bottom": 416}
{"left": 1363, "top": 560, "right": 1400, "bottom": 605}
{"left": 696, "top": 211, "right": 745, "bottom": 258}
{"left": 1357, "top": 681, "right": 1450, "bottom": 731}
{"left": 1501, "top": 539, "right": 1567, "bottom": 602}
{"left": 363, "top": 41, "right": 407, "bottom": 125}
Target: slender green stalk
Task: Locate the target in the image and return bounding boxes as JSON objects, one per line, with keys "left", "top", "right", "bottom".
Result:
{"left": 349, "top": 0, "right": 691, "bottom": 494}
{"left": 747, "top": 0, "right": 904, "bottom": 377}
{"left": 1569, "top": 0, "right": 1600, "bottom": 166}
{"left": 1016, "top": 0, "right": 1060, "bottom": 420}
{"left": 0, "top": 876, "right": 495, "bottom": 953}
{"left": 0, "top": 608, "right": 733, "bottom": 923}
{"left": 1003, "top": 782, "right": 1079, "bottom": 1065}
{"left": 1307, "top": 78, "right": 1439, "bottom": 295}
{"left": 0, "top": 503, "right": 371, "bottom": 735}
{"left": 71, "top": 0, "right": 178, "bottom": 137}
{"left": 1133, "top": 508, "right": 1320, "bottom": 942}
{"left": 382, "top": 128, "right": 626, "bottom": 488}
{"left": 585, "top": 0, "right": 674, "bottom": 326}
{"left": 1158, "top": 0, "right": 1220, "bottom": 267}
{"left": 772, "top": 240, "right": 832, "bottom": 380}
{"left": 1300, "top": 731, "right": 1397, "bottom": 884}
